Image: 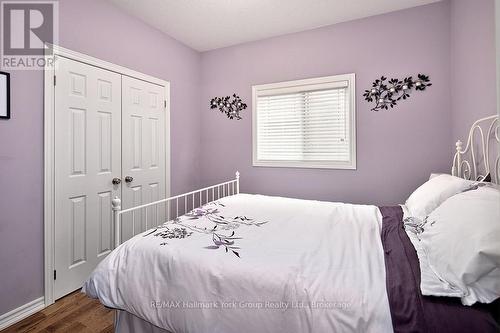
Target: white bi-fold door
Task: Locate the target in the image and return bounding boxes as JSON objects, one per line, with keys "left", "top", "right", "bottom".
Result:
{"left": 121, "top": 76, "right": 166, "bottom": 240}
{"left": 54, "top": 57, "right": 166, "bottom": 299}
{"left": 54, "top": 57, "right": 121, "bottom": 299}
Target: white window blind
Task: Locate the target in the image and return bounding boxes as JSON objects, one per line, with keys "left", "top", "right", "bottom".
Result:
{"left": 252, "top": 74, "right": 356, "bottom": 169}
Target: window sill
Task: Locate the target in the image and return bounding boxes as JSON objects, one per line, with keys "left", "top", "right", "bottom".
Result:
{"left": 252, "top": 160, "right": 357, "bottom": 170}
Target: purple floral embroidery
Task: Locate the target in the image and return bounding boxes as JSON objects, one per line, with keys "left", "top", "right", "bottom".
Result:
{"left": 187, "top": 207, "right": 220, "bottom": 218}
{"left": 205, "top": 229, "right": 242, "bottom": 258}
{"left": 146, "top": 201, "right": 267, "bottom": 258}
{"left": 154, "top": 227, "right": 193, "bottom": 240}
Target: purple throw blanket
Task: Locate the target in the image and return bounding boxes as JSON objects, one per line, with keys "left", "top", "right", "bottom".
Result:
{"left": 379, "top": 206, "right": 499, "bottom": 333}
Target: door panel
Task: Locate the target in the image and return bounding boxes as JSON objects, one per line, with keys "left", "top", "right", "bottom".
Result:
{"left": 121, "top": 76, "right": 166, "bottom": 242}
{"left": 97, "top": 190, "right": 113, "bottom": 257}
{"left": 54, "top": 56, "right": 121, "bottom": 299}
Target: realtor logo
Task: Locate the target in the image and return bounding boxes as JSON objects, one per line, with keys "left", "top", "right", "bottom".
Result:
{"left": 1, "top": 1, "right": 58, "bottom": 70}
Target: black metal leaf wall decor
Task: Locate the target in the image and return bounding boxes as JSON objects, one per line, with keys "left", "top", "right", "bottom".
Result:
{"left": 210, "top": 94, "right": 248, "bottom": 120}
{"left": 363, "top": 74, "right": 431, "bottom": 111}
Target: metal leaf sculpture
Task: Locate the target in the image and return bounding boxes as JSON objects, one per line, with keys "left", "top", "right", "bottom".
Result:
{"left": 363, "top": 74, "right": 431, "bottom": 111}
{"left": 210, "top": 94, "right": 247, "bottom": 120}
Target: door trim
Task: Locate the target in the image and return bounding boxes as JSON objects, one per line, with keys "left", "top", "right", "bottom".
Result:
{"left": 44, "top": 44, "right": 171, "bottom": 306}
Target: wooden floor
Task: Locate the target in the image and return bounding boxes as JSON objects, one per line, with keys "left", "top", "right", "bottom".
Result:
{"left": 1, "top": 291, "right": 114, "bottom": 333}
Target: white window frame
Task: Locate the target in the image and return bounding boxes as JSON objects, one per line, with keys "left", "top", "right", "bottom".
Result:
{"left": 252, "top": 74, "right": 356, "bottom": 169}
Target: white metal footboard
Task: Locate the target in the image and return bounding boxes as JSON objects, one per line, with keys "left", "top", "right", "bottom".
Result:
{"left": 112, "top": 172, "right": 240, "bottom": 247}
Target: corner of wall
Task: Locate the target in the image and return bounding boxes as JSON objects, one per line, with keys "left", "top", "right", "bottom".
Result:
{"left": 449, "top": 0, "right": 497, "bottom": 144}
{"left": 496, "top": 0, "right": 500, "bottom": 118}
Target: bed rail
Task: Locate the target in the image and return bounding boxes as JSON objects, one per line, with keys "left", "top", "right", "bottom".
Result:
{"left": 112, "top": 172, "right": 240, "bottom": 247}
{"left": 452, "top": 115, "right": 499, "bottom": 183}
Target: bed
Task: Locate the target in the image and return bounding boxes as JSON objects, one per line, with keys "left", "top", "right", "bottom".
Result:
{"left": 83, "top": 115, "right": 499, "bottom": 333}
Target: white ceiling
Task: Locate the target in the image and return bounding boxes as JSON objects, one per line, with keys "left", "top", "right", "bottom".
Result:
{"left": 108, "top": 0, "right": 441, "bottom": 52}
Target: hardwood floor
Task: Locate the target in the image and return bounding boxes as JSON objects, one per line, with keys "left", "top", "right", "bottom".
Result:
{"left": 1, "top": 291, "right": 114, "bottom": 333}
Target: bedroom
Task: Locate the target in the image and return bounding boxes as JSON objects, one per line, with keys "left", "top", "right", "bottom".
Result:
{"left": 0, "top": 0, "right": 499, "bottom": 332}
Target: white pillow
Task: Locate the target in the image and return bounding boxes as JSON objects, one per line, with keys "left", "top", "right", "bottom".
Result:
{"left": 429, "top": 173, "right": 444, "bottom": 179}
{"left": 405, "top": 174, "right": 473, "bottom": 218}
{"left": 417, "top": 186, "right": 500, "bottom": 305}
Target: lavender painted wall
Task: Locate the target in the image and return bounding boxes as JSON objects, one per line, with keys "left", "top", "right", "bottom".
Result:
{"left": 450, "top": 0, "right": 496, "bottom": 143}
{"left": 0, "top": 0, "right": 497, "bottom": 319}
{"left": 199, "top": 1, "right": 453, "bottom": 205}
{"left": 0, "top": 0, "right": 201, "bottom": 315}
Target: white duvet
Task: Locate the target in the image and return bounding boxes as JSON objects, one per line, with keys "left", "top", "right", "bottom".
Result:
{"left": 83, "top": 194, "right": 393, "bottom": 333}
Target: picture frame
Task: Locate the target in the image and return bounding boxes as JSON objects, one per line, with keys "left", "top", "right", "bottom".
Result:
{"left": 0, "top": 71, "right": 10, "bottom": 119}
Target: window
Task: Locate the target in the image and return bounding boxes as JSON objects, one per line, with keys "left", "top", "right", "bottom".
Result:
{"left": 252, "top": 74, "right": 356, "bottom": 169}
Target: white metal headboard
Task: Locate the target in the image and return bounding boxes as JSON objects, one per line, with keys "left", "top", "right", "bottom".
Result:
{"left": 452, "top": 115, "right": 499, "bottom": 183}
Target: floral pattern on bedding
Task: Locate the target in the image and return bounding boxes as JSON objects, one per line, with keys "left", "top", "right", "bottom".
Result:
{"left": 403, "top": 216, "right": 436, "bottom": 241}
{"left": 143, "top": 201, "right": 267, "bottom": 257}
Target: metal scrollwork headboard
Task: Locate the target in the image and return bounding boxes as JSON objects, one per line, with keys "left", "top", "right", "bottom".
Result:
{"left": 452, "top": 115, "right": 499, "bottom": 183}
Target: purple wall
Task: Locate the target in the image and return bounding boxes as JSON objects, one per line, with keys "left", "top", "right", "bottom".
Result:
{"left": 450, "top": 0, "right": 496, "bottom": 143}
{"left": 0, "top": 0, "right": 200, "bottom": 315}
{"left": 199, "top": 1, "right": 453, "bottom": 205}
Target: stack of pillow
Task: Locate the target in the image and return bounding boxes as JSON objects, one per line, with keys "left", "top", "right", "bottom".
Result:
{"left": 403, "top": 174, "right": 500, "bottom": 306}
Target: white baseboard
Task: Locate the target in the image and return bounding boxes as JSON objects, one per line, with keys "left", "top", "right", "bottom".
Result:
{"left": 0, "top": 297, "right": 45, "bottom": 331}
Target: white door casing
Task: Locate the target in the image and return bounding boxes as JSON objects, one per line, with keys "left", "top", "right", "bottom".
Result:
{"left": 121, "top": 76, "right": 166, "bottom": 242}
{"left": 54, "top": 56, "right": 122, "bottom": 299}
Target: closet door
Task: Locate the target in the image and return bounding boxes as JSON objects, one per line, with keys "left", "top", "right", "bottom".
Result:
{"left": 121, "top": 76, "right": 166, "bottom": 241}
{"left": 54, "top": 57, "right": 121, "bottom": 299}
